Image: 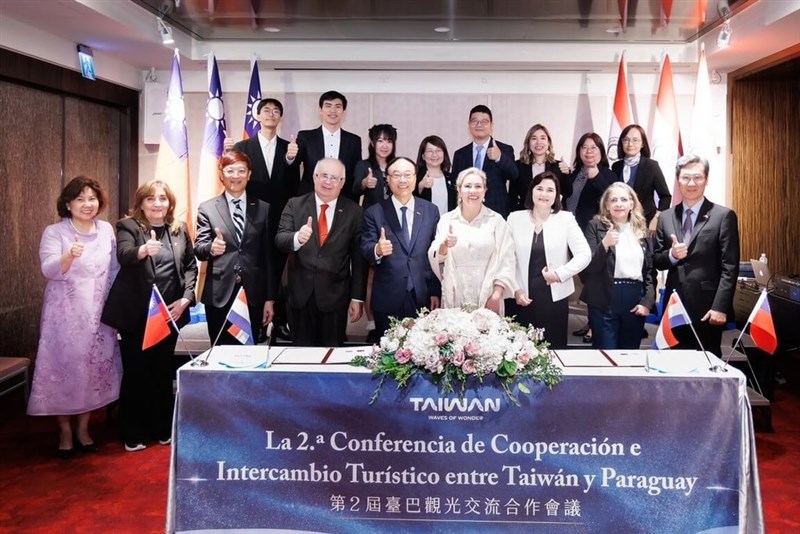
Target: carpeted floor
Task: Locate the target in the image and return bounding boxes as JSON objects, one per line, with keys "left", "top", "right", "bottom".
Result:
{"left": 1, "top": 353, "right": 798, "bottom": 533}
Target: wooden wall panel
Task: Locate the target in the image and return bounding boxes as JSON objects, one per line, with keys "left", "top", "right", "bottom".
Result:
{"left": 731, "top": 79, "right": 800, "bottom": 277}
{"left": 0, "top": 81, "right": 64, "bottom": 357}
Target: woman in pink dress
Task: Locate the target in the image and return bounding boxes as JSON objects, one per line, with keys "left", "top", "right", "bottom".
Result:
{"left": 27, "top": 177, "right": 122, "bottom": 459}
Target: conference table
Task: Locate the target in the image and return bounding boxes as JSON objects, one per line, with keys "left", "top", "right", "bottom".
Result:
{"left": 166, "top": 346, "right": 763, "bottom": 534}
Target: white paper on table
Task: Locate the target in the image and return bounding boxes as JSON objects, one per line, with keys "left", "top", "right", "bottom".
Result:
{"left": 554, "top": 349, "right": 615, "bottom": 367}
{"left": 215, "top": 346, "right": 282, "bottom": 369}
{"left": 272, "top": 347, "right": 332, "bottom": 364}
{"left": 326, "top": 346, "right": 373, "bottom": 364}
{"left": 602, "top": 350, "right": 647, "bottom": 367}
{"left": 645, "top": 350, "right": 703, "bottom": 374}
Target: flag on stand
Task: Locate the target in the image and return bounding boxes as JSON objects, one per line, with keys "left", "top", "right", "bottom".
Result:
{"left": 687, "top": 44, "right": 713, "bottom": 162}
{"left": 143, "top": 285, "right": 173, "bottom": 350}
{"left": 242, "top": 57, "right": 262, "bottom": 140}
{"left": 608, "top": 51, "right": 633, "bottom": 162}
{"left": 651, "top": 53, "right": 684, "bottom": 204}
{"left": 652, "top": 292, "right": 692, "bottom": 350}
{"left": 196, "top": 53, "right": 228, "bottom": 203}
{"left": 745, "top": 291, "right": 778, "bottom": 355}
{"left": 154, "top": 49, "right": 192, "bottom": 236}
{"left": 226, "top": 287, "right": 254, "bottom": 345}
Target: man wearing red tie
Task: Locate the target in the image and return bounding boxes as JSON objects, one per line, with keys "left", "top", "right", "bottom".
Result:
{"left": 275, "top": 158, "right": 368, "bottom": 346}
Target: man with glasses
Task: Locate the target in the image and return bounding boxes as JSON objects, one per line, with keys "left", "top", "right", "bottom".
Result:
{"left": 450, "top": 105, "right": 518, "bottom": 218}
{"left": 654, "top": 155, "right": 740, "bottom": 356}
{"left": 361, "top": 157, "right": 441, "bottom": 336}
{"left": 276, "top": 158, "right": 367, "bottom": 347}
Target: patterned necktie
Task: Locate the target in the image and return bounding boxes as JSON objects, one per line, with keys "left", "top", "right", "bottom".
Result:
{"left": 319, "top": 204, "right": 329, "bottom": 246}
{"left": 400, "top": 206, "right": 410, "bottom": 247}
{"left": 474, "top": 145, "right": 484, "bottom": 169}
{"left": 232, "top": 199, "right": 244, "bottom": 243}
{"left": 682, "top": 208, "right": 694, "bottom": 243}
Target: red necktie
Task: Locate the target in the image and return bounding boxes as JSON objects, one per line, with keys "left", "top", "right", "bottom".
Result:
{"left": 318, "top": 204, "right": 329, "bottom": 246}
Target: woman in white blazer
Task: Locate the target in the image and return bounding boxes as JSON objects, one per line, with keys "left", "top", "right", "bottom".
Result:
{"left": 507, "top": 171, "right": 590, "bottom": 348}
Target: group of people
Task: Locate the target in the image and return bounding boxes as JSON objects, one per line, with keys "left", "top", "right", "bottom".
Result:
{"left": 26, "top": 90, "right": 740, "bottom": 457}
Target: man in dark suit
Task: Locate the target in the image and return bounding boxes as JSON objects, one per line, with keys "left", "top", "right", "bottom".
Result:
{"left": 195, "top": 151, "right": 275, "bottom": 345}
{"left": 361, "top": 157, "right": 441, "bottom": 335}
{"left": 232, "top": 98, "right": 300, "bottom": 340}
{"left": 275, "top": 157, "right": 368, "bottom": 347}
{"left": 450, "top": 104, "right": 518, "bottom": 218}
{"left": 654, "top": 154, "right": 740, "bottom": 357}
{"left": 290, "top": 90, "right": 362, "bottom": 201}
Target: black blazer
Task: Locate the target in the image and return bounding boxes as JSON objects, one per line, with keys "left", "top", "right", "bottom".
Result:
{"left": 232, "top": 135, "right": 300, "bottom": 233}
{"left": 451, "top": 138, "right": 518, "bottom": 218}
{"left": 352, "top": 160, "right": 389, "bottom": 208}
{"left": 510, "top": 160, "right": 571, "bottom": 213}
{"left": 101, "top": 217, "right": 197, "bottom": 332}
{"left": 415, "top": 172, "right": 456, "bottom": 213}
{"left": 563, "top": 166, "right": 620, "bottom": 231}
{"left": 611, "top": 157, "right": 672, "bottom": 223}
{"left": 194, "top": 194, "right": 275, "bottom": 309}
{"left": 275, "top": 193, "right": 367, "bottom": 312}
{"left": 579, "top": 219, "right": 656, "bottom": 312}
{"left": 294, "top": 126, "right": 362, "bottom": 201}
{"left": 654, "top": 199, "right": 740, "bottom": 320}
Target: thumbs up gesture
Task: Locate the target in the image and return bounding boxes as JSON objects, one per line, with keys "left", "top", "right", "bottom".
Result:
{"left": 445, "top": 224, "right": 458, "bottom": 248}
{"left": 558, "top": 156, "right": 572, "bottom": 174}
{"left": 487, "top": 138, "right": 501, "bottom": 162}
{"left": 670, "top": 233, "right": 688, "bottom": 260}
{"left": 286, "top": 134, "right": 299, "bottom": 161}
{"left": 602, "top": 228, "right": 620, "bottom": 250}
{"left": 210, "top": 227, "right": 226, "bottom": 256}
{"left": 363, "top": 168, "right": 378, "bottom": 190}
{"left": 297, "top": 215, "right": 314, "bottom": 246}
{"left": 69, "top": 234, "right": 84, "bottom": 258}
{"left": 376, "top": 227, "right": 393, "bottom": 257}
{"left": 223, "top": 137, "right": 235, "bottom": 153}
{"left": 143, "top": 230, "right": 162, "bottom": 257}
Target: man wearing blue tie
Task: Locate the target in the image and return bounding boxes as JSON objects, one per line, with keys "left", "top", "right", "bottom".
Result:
{"left": 361, "top": 157, "right": 441, "bottom": 336}
{"left": 450, "top": 105, "right": 518, "bottom": 218}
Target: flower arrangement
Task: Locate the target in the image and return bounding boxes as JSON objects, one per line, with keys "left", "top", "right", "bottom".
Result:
{"left": 352, "top": 307, "right": 562, "bottom": 406}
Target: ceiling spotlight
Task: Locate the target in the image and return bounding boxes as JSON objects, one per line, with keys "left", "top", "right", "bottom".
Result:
{"left": 157, "top": 17, "right": 174, "bottom": 45}
{"left": 716, "top": 20, "right": 732, "bottom": 49}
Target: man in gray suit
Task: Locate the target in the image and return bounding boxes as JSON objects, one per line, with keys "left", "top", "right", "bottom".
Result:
{"left": 195, "top": 151, "right": 275, "bottom": 344}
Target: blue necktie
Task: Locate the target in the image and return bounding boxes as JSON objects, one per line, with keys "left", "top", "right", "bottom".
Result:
{"left": 682, "top": 208, "right": 694, "bottom": 243}
{"left": 400, "top": 206, "right": 410, "bottom": 247}
{"left": 474, "top": 145, "right": 484, "bottom": 169}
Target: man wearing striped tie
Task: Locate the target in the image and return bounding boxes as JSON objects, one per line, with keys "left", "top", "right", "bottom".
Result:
{"left": 195, "top": 151, "right": 276, "bottom": 345}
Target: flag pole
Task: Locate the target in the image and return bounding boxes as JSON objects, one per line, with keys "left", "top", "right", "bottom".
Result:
{"left": 191, "top": 323, "right": 224, "bottom": 367}
{"left": 152, "top": 283, "right": 197, "bottom": 363}
{"left": 672, "top": 291, "right": 724, "bottom": 372}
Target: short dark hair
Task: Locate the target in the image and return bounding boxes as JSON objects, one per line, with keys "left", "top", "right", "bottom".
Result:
{"left": 57, "top": 176, "right": 107, "bottom": 218}
{"left": 386, "top": 156, "right": 417, "bottom": 175}
{"left": 524, "top": 171, "right": 562, "bottom": 212}
{"left": 415, "top": 135, "right": 451, "bottom": 177}
{"left": 573, "top": 132, "right": 609, "bottom": 170}
{"left": 319, "top": 90, "right": 347, "bottom": 110}
{"left": 469, "top": 105, "right": 493, "bottom": 122}
{"left": 675, "top": 154, "right": 710, "bottom": 178}
{"left": 367, "top": 124, "right": 398, "bottom": 168}
{"left": 617, "top": 124, "right": 651, "bottom": 158}
{"left": 257, "top": 98, "right": 283, "bottom": 115}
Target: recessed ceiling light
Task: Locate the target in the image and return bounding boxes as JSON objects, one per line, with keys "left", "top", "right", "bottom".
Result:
{"left": 434, "top": 26, "right": 450, "bottom": 33}
{"left": 264, "top": 27, "right": 281, "bottom": 33}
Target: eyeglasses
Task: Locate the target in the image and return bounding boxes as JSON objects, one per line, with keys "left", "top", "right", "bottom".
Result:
{"left": 223, "top": 168, "right": 248, "bottom": 177}
{"left": 388, "top": 171, "right": 415, "bottom": 180}
{"left": 678, "top": 173, "right": 707, "bottom": 183}
{"left": 621, "top": 137, "right": 642, "bottom": 145}
{"left": 316, "top": 173, "right": 342, "bottom": 183}
{"left": 580, "top": 145, "right": 599, "bottom": 152}
{"left": 469, "top": 119, "right": 491, "bottom": 126}
{"left": 259, "top": 108, "right": 282, "bottom": 117}
{"left": 424, "top": 148, "right": 443, "bottom": 155}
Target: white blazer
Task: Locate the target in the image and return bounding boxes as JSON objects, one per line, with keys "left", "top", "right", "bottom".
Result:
{"left": 507, "top": 210, "right": 591, "bottom": 302}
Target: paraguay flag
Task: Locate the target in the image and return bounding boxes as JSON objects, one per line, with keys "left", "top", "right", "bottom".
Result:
{"left": 226, "top": 287, "right": 254, "bottom": 345}
{"left": 196, "top": 53, "right": 228, "bottom": 203}
{"left": 607, "top": 51, "right": 633, "bottom": 162}
{"left": 242, "top": 57, "right": 262, "bottom": 140}
{"left": 652, "top": 292, "right": 692, "bottom": 350}
{"left": 143, "top": 285, "right": 173, "bottom": 350}
{"left": 746, "top": 290, "right": 778, "bottom": 355}
{"left": 651, "top": 53, "right": 683, "bottom": 205}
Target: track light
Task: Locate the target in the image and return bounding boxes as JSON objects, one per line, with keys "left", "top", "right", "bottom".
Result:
{"left": 716, "top": 20, "right": 732, "bottom": 49}
{"left": 157, "top": 17, "right": 174, "bottom": 45}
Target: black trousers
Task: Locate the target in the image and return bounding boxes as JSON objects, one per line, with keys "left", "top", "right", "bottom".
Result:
{"left": 373, "top": 289, "right": 419, "bottom": 338}
{"left": 289, "top": 292, "right": 347, "bottom": 347}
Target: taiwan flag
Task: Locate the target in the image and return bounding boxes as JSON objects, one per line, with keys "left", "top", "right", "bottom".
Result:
{"left": 242, "top": 57, "right": 262, "bottom": 140}
{"left": 143, "top": 285, "right": 173, "bottom": 350}
{"left": 746, "top": 291, "right": 778, "bottom": 355}
{"left": 653, "top": 292, "right": 692, "bottom": 350}
{"left": 226, "top": 287, "right": 254, "bottom": 345}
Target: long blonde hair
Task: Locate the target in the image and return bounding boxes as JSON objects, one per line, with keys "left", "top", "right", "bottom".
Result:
{"left": 597, "top": 182, "right": 647, "bottom": 240}
{"left": 128, "top": 180, "right": 181, "bottom": 235}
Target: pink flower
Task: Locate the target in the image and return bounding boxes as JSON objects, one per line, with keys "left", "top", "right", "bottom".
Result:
{"left": 517, "top": 352, "right": 531, "bottom": 365}
{"left": 451, "top": 351, "right": 465, "bottom": 366}
{"left": 434, "top": 333, "right": 449, "bottom": 346}
{"left": 462, "top": 359, "right": 476, "bottom": 375}
{"left": 395, "top": 349, "right": 412, "bottom": 364}
{"left": 464, "top": 341, "right": 480, "bottom": 357}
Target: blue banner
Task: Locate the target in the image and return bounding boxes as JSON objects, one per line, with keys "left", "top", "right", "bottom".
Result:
{"left": 172, "top": 369, "right": 744, "bottom": 533}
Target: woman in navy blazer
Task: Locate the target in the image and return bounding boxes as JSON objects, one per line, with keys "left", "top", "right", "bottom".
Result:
{"left": 580, "top": 183, "right": 656, "bottom": 349}
{"left": 510, "top": 124, "right": 571, "bottom": 213}
{"left": 414, "top": 135, "right": 456, "bottom": 215}
{"left": 611, "top": 124, "right": 672, "bottom": 235}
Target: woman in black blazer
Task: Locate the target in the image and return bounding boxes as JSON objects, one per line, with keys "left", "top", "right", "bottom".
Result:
{"left": 352, "top": 124, "right": 397, "bottom": 208}
{"left": 102, "top": 180, "right": 197, "bottom": 452}
{"left": 611, "top": 124, "right": 672, "bottom": 235}
{"left": 563, "top": 132, "right": 620, "bottom": 232}
{"left": 580, "top": 183, "right": 656, "bottom": 349}
{"left": 414, "top": 135, "right": 456, "bottom": 215}
{"left": 510, "top": 124, "right": 571, "bottom": 212}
